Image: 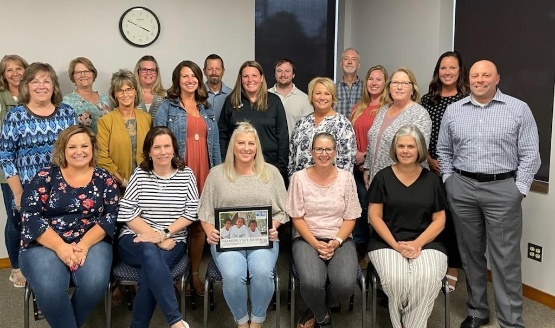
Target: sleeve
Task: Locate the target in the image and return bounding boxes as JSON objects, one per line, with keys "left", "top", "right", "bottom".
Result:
{"left": 432, "top": 173, "right": 447, "bottom": 212}
{"left": 0, "top": 110, "right": 20, "bottom": 178}
{"left": 197, "top": 169, "right": 217, "bottom": 225}
{"left": 182, "top": 169, "right": 200, "bottom": 222}
{"left": 117, "top": 169, "right": 142, "bottom": 222}
{"left": 515, "top": 103, "right": 541, "bottom": 194}
{"left": 218, "top": 98, "right": 233, "bottom": 162}
{"left": 288, "top": 119, "right": 301, "bottom": 177}
{"left": 96, "top": 115, "right": 120, "bottom": 175}
{"left": 366, "top": 170, "right": 387, "bottom": 204}
{"left": 336, "top": 118, "right": 357, "bottom": 172}
{"left": 436, "top": 106, "right": 455, "bottom": 180}
{"left": 153, "top": 100, "right": 169, "bottom": 127}
{"left": 285, "top": 171, "right": 305, "bottom": 218}
{"left": 209, "top": 115, "right": 222, "bottom": 166}
{"left": 269, "top": 165, "right": 289, "bottom": 224}
{"left": 96, "top": 169, "right": 120, "bottom": 239}
{"left": 343, "top": 171, "right": 362, "bottom": 219}
{"left": 413, "top": 106, "right": 432, "bottom": 148}
{"left": 20, "top": 168, "right": 53, "bottom": 244}
{"left": 274, "top": 97, "right": 290, "bottom": 178}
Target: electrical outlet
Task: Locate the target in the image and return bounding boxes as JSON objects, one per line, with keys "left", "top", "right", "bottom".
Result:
{"left": 527, "top": 243, "right": 543, "bottom": 262}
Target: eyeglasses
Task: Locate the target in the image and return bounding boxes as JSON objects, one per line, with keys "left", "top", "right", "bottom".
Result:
{"left": 116, "top": 87, "right": 135, "bottom": 96}
{"left": 139, "top": 68, "right": 157, "bottom": 74}
{"left": 390, "top": 81, "right": 412, "bottom": 88}
{"left": 313, "top": 147, "right": 335, "bottom": 154}
{"left": 29, "top": 79, "right": 53, "bottom": 87}
{"left": 74, "top": 70, "right": 92, "bottom": 76}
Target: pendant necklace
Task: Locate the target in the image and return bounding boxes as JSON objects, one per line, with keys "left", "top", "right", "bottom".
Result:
{"left": 193, "top": 116, "right": 200, "bottom": 141}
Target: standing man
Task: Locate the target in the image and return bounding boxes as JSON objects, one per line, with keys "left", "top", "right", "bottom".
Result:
{"left": 203, "top": 54, "right": 232, "bottom": 121}
{"left": 335, "top": 48, "right": 363, "bottom": 117}
{"left": 268, "top": 58, "right": 313, "bottom": 137}
{"left": 437, "top": 60, "right": 540, "bottom": 328}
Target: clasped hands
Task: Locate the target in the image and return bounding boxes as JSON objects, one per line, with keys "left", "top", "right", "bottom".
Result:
{"left": 55, "top": 242, "right": 89, "bottom": 271}
{"left": 315, "top": 240, "right": 338, "bottom": 261}
{"left": 134, "top": 231, "right": 176, "bottom": 250}
{"left": 396, "top": 241, "right": 422, "bottom": 259}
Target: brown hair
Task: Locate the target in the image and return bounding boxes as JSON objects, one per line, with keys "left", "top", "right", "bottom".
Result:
{"left": 0, "top": 55, "right": 28, "bottom": 91}
{"left": 140, "top": 126, "right": 186, "bottom": 172}
{"left": 229, "top": 61, "right": 268, "bottom": 111}
{"left": 108, "top": 69, "right": 142, "bottom": 108}
{"left": 51, "top": 125, "right": 97, "bottom": 168}
{"left": 68, "top": 57, "right": 98, "bottom": 83}
{"left": 167, "top": 60, "right": 208, "bottom": 107}
{"left": 19, "top": 62, "right": 63, "bottom": 106}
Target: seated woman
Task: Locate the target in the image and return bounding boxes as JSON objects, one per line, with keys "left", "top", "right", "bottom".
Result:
{"left": 19, "top": 125, "right": 119, "bottom": 328}
{"left": 198, "top": 121, "right": 287, "bottom": 328}
{"left": 367, "top": 124, "right": 447, "bottom": 328}
{"left": 117, "top": 126, "right": 197, "bottom": 328}
{"left": 287, "top": 132, "right": 361, "bottom": 328}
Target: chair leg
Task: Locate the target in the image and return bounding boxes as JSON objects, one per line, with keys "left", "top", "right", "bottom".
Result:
{"left": 360, "top": 272, "right": 367, "bottom": 328}
{"left": 105, "top": 282, "right": 112, "bottom": 328}
{"left": 444, "top": 278, "right": 450, "bottom": 328}
{"left": 275, "top": 271, "right": 280, "bottom": 328}
{"left": 203, "top": 276, "right": 210, "bottom": 328}
{"left": 290, "top": 274, "right": 296, "bottom": 328}
{"left": 24, "top": 283, "right": 31, "bottom": 328}
{"left": 371, "top": 275, "right": 377, "bottom": 328}
{"left": 180, "top": 274, "right": 187, "bottom": 320}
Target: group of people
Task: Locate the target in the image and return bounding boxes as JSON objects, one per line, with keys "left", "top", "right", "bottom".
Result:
{"left": 0, "top": 47, "right": 540, "bottom": 328}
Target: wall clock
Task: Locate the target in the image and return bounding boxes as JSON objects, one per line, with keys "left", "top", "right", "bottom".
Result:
{"left": 119, "top": 6, "right": 161, "bottom": 47}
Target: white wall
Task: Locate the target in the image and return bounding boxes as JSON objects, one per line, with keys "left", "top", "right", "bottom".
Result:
{"left": 0, "top": 0, "right": 255, "bottom": 259}
{"left": 341, "top": 0, "right": 555, "bottom": 296}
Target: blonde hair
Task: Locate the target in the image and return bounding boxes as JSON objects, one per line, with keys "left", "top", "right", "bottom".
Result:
{"left": 229, "top": 61, "right": 268, "bottom": 111}
{"left": 222, "top": 121, "right": 269, "bottom": 183}
{"left": 133, "top": 55, "right": 166, "bottom": 97}
{"left": 351, "top": 65, "right": 389, "bottom": 123}
{"left": 387, "top": 67, "right": 421, "bottom": 103}
{"left": 307, "top": 77, "right": 337, "bottom": 108}
{"left": 0, "top": 55, "right": 28, "bottom": 91}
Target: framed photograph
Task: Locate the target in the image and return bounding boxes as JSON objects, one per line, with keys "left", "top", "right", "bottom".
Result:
{"left": 215, "top": 205, "right": 272, "bottom": 251}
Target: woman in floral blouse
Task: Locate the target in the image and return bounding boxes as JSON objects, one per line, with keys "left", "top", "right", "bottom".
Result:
{"left": 19, "top": 125, "right": 120, "bottom": 328}
{"left": 288, "top": 77, "right": 356, "bottom": 177}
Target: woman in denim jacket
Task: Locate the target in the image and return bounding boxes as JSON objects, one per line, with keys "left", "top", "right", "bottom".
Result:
{"left": 155, "top": 60, "right": 221, "bottom": 296}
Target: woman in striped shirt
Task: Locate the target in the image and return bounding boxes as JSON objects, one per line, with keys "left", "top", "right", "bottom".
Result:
{"left": 116, "top": 126, "right": 198, "bottom": 328}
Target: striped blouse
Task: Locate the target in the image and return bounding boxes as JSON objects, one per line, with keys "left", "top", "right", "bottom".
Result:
{"left": 117, "top": 167, "right": 199, "bottom": 242}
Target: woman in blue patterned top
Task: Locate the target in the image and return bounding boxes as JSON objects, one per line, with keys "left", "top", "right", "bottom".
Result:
{"left": 19, "top": 125, "right": 120, "bottom": 328}
{"left": 63, "top": 57, "right": 111, "bottom": 132}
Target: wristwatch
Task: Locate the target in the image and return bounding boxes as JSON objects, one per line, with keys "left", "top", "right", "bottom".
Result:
{"left": 163, "top": 228, "right": 171, "bottom": 239}
{"left": 334, "top": 236, "right": 343, "bottom": 246}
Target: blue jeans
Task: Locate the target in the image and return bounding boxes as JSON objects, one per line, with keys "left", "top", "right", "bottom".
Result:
{"left": 2, "top": 183, "right": 20, "bottom": 269}
{"left": 19, "top": 241, "right": 112, "bottom": 328}
{"left": 292, "top": 238, "right": 358, "bottom": 322}
{"left": 118, "top": 234, "right": 185, "bottom": 327}
{"left": 210, "top": 241, "right": 279, "bottom": 325}
{"left": 352, "top": 169, "right": 370, "bottom": 246}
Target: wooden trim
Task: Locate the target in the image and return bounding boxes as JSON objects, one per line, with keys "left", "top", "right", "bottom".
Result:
{"left": 0, "top": 257, "right": 11, "bottom": 269}
{"left": 487, "top": 270, "right": 555, "bottom": 309}
{"left": 531, "top": 180, "right": 548, "bottom": 193}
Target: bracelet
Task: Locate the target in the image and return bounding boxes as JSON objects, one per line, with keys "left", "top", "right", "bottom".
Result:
{"left": 158, "top": 230, "right": 165, "bottom": 243}
{"left": 334, "top": 236, "right": 343, "bottom": 246}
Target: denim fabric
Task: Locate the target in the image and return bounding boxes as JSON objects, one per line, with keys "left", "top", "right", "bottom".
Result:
{"left": 2, "top": 183, "right": 19, "bottom": 268}
{"left": 19, "top": 241, "right": 112, "bottom": 328}
{"left": 352, "top": 169, "right": 370, "bottom": 245}
{"left": 154, "top": 99, "right": 221, "bottom": 168}
{"left": 292, "top": 238, "right": 358, "bottom": 322}
{"left": 210, "top": 242, "right": 279, "bottom": 325}
{"left": 118, "top": 234, "right": 185, "bottom": 327}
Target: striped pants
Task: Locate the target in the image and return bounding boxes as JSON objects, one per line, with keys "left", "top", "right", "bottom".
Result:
{"left": 369, "top": 249, "right": 447, "bottom": 328}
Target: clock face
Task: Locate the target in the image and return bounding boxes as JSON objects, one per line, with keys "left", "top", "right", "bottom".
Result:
{"left": 119, "top": 7, "right": 160, "bottom": 47}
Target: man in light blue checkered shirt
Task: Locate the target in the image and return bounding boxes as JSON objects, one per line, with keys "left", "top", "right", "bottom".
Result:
{"left": 437, "top": 60, "right": 540, "bottom": 328}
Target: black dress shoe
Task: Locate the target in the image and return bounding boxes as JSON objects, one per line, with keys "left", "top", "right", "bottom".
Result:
{"left": 315, "top": 313, "right": 333, "bottom": 327}
{"left": 460, "top": 315, "right": 490, "bottom": 328}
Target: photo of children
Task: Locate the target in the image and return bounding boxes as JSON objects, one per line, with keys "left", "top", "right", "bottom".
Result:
{"left": 215, "top": 206, "right": 272, "bottom": 251}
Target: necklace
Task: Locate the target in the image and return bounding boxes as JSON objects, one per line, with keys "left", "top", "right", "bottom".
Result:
{"left": 192, "top": 116, "right": 200, "bottom": 141}
{"left": 152, "top": 170, "right": 175, "bottom": 190}
{"left": 181, "top": 98, "right": 201, "bottom": 141}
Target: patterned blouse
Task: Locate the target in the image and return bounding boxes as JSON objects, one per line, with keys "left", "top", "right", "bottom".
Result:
{"left": 63, "top": 91, "right": 111, "bottom": 132}
{"left": 288, "top": 113, "right": 357, "bottom": 176}
{"left": 363, "top": 102, "right": 432, "bottom": 184}
{"left": 20, "top": 166, "right": 120, "bottom": 251}
{"left": 420, "top": 93, "right": 464, "bottom": 159}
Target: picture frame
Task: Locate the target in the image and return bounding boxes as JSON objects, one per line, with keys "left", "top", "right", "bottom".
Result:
{"left": 215, "top": 205, "right": 273, "bottom": 251}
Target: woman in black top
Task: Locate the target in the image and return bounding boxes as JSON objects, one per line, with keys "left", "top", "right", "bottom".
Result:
{"left": 420, "top": 51, "right": 468, "bottom": 291}
{"left": 366, "top": 124, "right": 447, "bottom": 328}
{"left": 218, "top": 60, "right": 289, "bottom": 183}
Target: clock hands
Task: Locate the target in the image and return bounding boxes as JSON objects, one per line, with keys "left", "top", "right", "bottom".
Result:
{"left": 127, "top": 19, "right": 151, "bottom": 32}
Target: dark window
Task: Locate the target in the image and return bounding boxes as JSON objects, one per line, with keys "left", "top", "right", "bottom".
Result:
{"left": 255, "top": 0, "right": 336, "bottom": 93}
{"left": 454, "top": 0, "right": 555, "bottom": 182}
